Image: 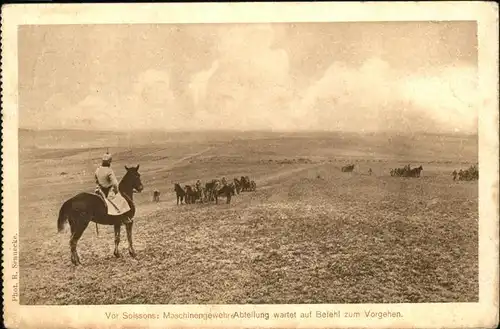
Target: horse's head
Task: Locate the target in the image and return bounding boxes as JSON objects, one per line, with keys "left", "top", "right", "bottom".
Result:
{"left": 124, "top": 165, "right": 144, "bottom": 193}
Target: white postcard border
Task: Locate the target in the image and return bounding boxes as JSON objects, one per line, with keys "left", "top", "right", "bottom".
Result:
{"left": 2, "top": 2, "right": 499, "bottom": 329}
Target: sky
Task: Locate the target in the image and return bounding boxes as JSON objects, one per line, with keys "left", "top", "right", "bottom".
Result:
{"left": 18, "top": 22, "right": 478, "bottom": 133}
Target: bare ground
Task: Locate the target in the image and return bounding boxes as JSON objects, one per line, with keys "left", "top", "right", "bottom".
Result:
{"left": 18, "top": 130, "right": 478, "bottom": 304}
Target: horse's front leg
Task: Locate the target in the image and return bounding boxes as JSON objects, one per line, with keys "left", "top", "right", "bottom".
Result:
{"left": 125, "top": 222, "right": 136, "bottom": 258}
{"left": 113, "top": 224, "right": 121, "bottom": 258}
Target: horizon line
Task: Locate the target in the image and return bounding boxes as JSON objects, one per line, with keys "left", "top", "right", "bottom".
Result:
{"left": 18, "top": 127, "right": 478, "bottom": 136}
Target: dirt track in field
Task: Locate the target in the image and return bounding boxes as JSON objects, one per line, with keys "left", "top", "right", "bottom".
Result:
{"left": 18, "top": 130, "right": 478, "bottom": 304}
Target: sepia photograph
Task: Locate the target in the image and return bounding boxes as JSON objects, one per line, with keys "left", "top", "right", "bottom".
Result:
{"left": 2, "top": 2, "right": 498, "bottom": 329}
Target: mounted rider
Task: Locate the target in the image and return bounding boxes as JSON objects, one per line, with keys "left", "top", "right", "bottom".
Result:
{"left": 195, "top": 179, "right": 203, "bottom": 202}
{"left": 94, "top": 152, "right": 132, "bottom": 224}
{"left": 95, "top": 152, "right": 119, "bottom": 198}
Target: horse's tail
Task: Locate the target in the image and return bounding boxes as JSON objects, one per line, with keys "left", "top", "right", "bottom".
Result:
{"left": 57, "top": 200, "right": 70, "bottom": 232}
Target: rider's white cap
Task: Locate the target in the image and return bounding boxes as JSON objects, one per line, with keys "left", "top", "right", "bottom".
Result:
{"left": 102, "top": 152, "right": 112, "bottom": 162}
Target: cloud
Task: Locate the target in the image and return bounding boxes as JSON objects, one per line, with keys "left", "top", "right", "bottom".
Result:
{"left": 190, "top": 24, "right": 293, "bottom": 130}
{"left": 133, "top": 69, "right": 175, "bottom": 107}
{"left": 188, "top": 60, "right": 219, "bottom": 109}
{"left": 44, "top": 69, "right": 185, "bottom": 131}
{"left": 65, "top": 95, "right": 117, "bottom": 129}
{"left": 29, "top": 25, "right": 477, "bottom": 134}
{"left": 189, "top": 25, "right": 478, "bottom": 133}
{"left": 21, "top": 23, "right": 478, "bottom": 134}
{"left": 117, "top": 69, "right": 189, "bottom": 130}
{"left": 397, "top": 65, "right": 478, "bottom": 132}
{"left": 28, "top": 88, "right": 115, "bottom": 130}
{"left": 292, "top": 57, "right": 478, "bottom": 133}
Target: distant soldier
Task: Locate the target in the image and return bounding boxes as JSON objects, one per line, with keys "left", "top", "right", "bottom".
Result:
{"left": 221, "top": 177, "right": 227, "bottom": 187}
{"left": 452, "top": 170, "right": 457, "bottom": 181}
{"left": 153, "top": 190, "right": 161, "bottom": 202}
{"left": 195, "top": 180, "right": 203, "bottom": 203}
{"left": 368, "top": 168, "right": 373, "bottom": 176}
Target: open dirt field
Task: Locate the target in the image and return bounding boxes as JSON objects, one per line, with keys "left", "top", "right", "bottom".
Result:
{"left": 18, "top": 129, "right": 478, "bottom": 304}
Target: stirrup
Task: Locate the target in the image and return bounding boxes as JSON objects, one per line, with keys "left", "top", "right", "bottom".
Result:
{"left": 122, "top": 217, "right": 133, "bottom": 224}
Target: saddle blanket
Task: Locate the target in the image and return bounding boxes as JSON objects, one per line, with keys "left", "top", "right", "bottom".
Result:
{"left": 94, "top": 190, "right": 131, "bottom": 216}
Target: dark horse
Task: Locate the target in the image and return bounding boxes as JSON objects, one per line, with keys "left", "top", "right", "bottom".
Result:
{"left": 174, "top": 183, "right": 185, "bottom": 205}
{"left": 184, "top": 185, "right": 198, "bottom": 204}
{"left": 233, "top": 178, "right": 241, "bottom": 194}
{"left": 341, "top": 164, "right": 355, "bottom": 172}
{"left": 405, "top": 165, "right": 423, "bottom": 178}
{"left": 57, "top": 165, "right": 144, "bottom": 265}
{"left": 239, "top": 176, "right": 248, "bottom": 191}
{"left": 217, "top": 184, "right": 235, "bottom": 204}
{"left": 205, "top": 180, "right": 219, "bottom": 201}
{"left": 240, "top": 176, "right": 253, "bottom": 192}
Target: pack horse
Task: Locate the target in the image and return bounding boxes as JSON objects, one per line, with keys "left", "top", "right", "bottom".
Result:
{"left": 57, "top": 153, "right": 144, "bottom": 265}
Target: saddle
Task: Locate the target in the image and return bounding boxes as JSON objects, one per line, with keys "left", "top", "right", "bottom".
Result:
{"left": 94, "top": 188, "right": 131, "bottom": 216}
